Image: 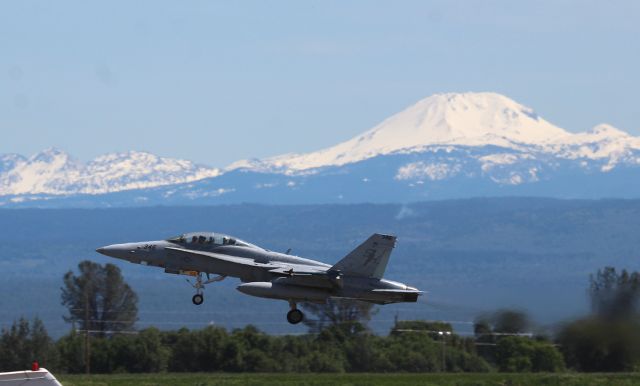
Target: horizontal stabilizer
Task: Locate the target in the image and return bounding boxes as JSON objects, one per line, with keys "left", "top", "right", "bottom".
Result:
{"left": 371, "top": 289, "right": 423, "bottom": 294}
{"left": 371, "top": 289, "right": 422, "bottom": 303}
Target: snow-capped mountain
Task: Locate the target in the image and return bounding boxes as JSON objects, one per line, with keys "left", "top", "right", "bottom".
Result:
{"left": 236, "top": 92, "right": 640, "bottom": 173}
{"left": 0, "top": 149, "right": 220, "bottom": 196}
{"left": 251, "top": 92, "right": 571, "bottom": 171}
{"left": 2, "top": 92, "right": 640, "bottom": 207}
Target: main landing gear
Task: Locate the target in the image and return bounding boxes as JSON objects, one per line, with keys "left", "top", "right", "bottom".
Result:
{"left": 187, "top": 272, "right": 226, "bottom": 305}
{"left": 286, "top": 301, "right": 304, "bottom": 324}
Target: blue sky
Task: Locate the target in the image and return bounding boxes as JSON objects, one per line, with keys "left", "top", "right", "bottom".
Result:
{"left": 1, "top": 1, "right": 638, "bottom": 166}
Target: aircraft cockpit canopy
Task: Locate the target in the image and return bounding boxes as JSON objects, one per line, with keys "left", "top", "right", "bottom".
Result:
{"left": 166, "top": 232, "right": 253, "bottom": 248}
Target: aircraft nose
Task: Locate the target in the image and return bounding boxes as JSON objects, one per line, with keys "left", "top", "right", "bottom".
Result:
{"left": 95, "top": 242, "right": 151, "bottom": 261}
{"left": 95, "top": 244, "right": 132, "bottom": 259}
{"left": 96, "top": 245, "right": 115, "bottom": 257}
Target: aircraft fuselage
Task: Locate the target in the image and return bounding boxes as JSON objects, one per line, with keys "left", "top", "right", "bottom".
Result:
{"left": 97, "top": 232, "right": 421, "bottom": 324}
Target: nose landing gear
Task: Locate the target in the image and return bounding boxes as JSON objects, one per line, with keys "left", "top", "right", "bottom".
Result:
{"left": 286, "top": 301, "right": 304, "bottom": 324}
{"left": 192, "top": 293, "right": 204, "bottom": 305}
{"left": 187, "top": 272, "right": 226, "bottom": 306}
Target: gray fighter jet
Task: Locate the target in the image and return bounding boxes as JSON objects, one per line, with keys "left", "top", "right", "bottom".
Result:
{"left": 97, "top": 232, "right": 421, "bottom": 324}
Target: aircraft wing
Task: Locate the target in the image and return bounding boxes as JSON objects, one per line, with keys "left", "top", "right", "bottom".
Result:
{"left": 267, "top": 266, "right": 328, "bottom": 276}
{"left": 165, "top": 247, "right": 338, "bottom": 288}
{"left": 165, "top": 247, "right": 281, "bottom": 271}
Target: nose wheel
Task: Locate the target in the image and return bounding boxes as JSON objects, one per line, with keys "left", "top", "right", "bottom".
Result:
{"left": 192, "top": 294, "right": 204, "bottom": 305}
{"left": 286, "top": 301, "right": 304, "bottom": 324}
{"left": 187, "top": 272, "right": 226, "bottom": 306}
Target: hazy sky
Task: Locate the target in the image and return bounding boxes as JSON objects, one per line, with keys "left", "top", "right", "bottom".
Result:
{"left": 1, "top": 1, "right": 638, "bottom": 166}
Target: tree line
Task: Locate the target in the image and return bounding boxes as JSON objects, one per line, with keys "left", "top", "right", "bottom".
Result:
{"left": 5, "top": 316, "right": 564, "bottom": 374}
{"left": 0, "top": 262, "right": 638, "bottom": 373}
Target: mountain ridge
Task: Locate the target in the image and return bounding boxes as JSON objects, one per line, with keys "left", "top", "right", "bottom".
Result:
{"left": 2, "top": 91, "right": 640, "bottom": 205}
{"left": 0, "top": 147, "right": 220, "bottom": 196}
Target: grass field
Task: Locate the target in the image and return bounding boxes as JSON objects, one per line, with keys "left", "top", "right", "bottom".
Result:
{"left": 57, "top": 373, "right": 640, "bottom": 386}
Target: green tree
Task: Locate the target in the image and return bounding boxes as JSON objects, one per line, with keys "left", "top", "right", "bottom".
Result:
{"left": 271, "top": 335, "right": 314, "bottom": 372}
{"left": 495, "top": 336, "right": 564, "bottom": 372}
{"left": 384, "top": 332, "right": 441, "bottom": 372}
{"left": 590, "top": 266, "right": 640, "bottom": 319}
{"left": 474, "top": 309, "right": 532, "bottom": 365}
{"left": 558, "top": 267, "right": 640, "bottom": 372}
{"left": 55, "top": 330, "right": 84, "bottom": 373}
{"left": 165, "top": 327, "right": 200, "bottom": 372}
{"left": 231, "top": 325, "right": 277, "bottom": 372}
{"left": 111, "top": 327, "right": 169, "bottom": 372}
{"left": 558, "top": 317, "right": 640, "bottom": 372}
{"left": 29, "top": 318, "right": 56, "bottom": 370}
{"left": 194, "top": 326, "right": 229, "bottom": 371}
{"left": 61, "top": 260, "right": 138, "bottom": 335}
{"left": 388, "top": 322, "right": 490, "bottom": 372}
{"left": 301, "top": 298, "right": 377, "bottom": 334}
{"left": 0, "top": 317, "right": 56, "bottom": 371}
{"left": 484, "top": 309, "right": 531, "bottom": 334}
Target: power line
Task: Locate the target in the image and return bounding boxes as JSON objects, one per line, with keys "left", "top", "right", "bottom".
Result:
{"left": 75, "top": 330, "right": 139, "bottom": 335}
{"left": 392, "top": 329, "right": 534, "bottom": 337}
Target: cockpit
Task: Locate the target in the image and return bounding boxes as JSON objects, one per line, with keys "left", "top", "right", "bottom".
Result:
{"left": 166, "top": 232, "right": 254, "bottom": 248}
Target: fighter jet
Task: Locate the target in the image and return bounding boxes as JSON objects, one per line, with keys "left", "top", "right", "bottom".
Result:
{"left": 97, "top": 232, "right": 421, "bottom": 324}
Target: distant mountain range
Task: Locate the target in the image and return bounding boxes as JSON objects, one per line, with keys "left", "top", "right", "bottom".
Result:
{"left": 3, "top": 92, "right": 640, "bottom": 207}
{"left": 0, "top": 149, "right": 220, "bottom": 196}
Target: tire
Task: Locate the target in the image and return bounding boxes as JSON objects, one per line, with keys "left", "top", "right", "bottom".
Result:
{"left": 286, "top": 309, "right": 304, "bottom": 324}
{"left": 192, "top": 294, "right": 204, "bottom": 305}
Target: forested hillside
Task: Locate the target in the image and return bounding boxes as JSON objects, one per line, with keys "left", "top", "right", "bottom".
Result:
{"left": 1, "top": 198, "right": 639, "bottom": 337}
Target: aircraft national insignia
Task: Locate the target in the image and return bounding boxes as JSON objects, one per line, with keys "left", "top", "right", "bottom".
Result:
{"left": 363, "top": 248, "right": 378, "bottom": 266}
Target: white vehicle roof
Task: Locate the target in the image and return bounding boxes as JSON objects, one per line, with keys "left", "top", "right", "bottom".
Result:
{"left": 0, "top": 368, "right": 62, "bottom": 386}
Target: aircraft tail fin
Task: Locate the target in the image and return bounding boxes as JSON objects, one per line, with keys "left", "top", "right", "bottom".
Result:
{"left": 331, "top": 234, "right": 396, "bottom": 279}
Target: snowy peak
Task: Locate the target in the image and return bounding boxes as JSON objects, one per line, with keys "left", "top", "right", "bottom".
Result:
{"left": 0, "top": 149, "right": 220, "bottom": 196}
{"left": 587, "top": 123, "right": 630, "bottom": 139}
{"left": 90, "top": 151, "right": 205, "bottom": 175}
{"left": 0, "top": 153, "right": 26, "bottom": 173}
{"left": 549, "top": 123, "right": 639, "bottom": 148}
{"left": 27, "top": 148, "right": 79, "bottom": 172}
{"left": 262, "top": 92, "right": 573, "bottom": 171}
{"left": 372, "top": 92, "right": 570, "bottom": 145}
{"left": 0, "top": 148, "right": 82, "bottom": 195}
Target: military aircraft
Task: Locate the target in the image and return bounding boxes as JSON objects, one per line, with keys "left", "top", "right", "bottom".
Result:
{"left": 97, "top": 232, "right": 421, "bottom": 324}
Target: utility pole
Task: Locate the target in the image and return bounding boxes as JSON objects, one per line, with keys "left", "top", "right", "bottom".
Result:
{"left": 438, "top": 331, "right": 451, "bottom": 372}
{"left": 84, "top": 289, "right": 90, "bottom": 375}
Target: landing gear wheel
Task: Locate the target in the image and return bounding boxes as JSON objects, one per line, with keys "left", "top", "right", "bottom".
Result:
{"left": 286, "top": 309, "right": 304, "bottom": 324}
{"left": 192, "top": 294, "right": 204, "bottom": 305}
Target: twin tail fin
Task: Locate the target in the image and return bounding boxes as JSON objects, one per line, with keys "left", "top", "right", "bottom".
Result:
{"left": 331, "top": 233, "right": 396, "bottom": 279}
